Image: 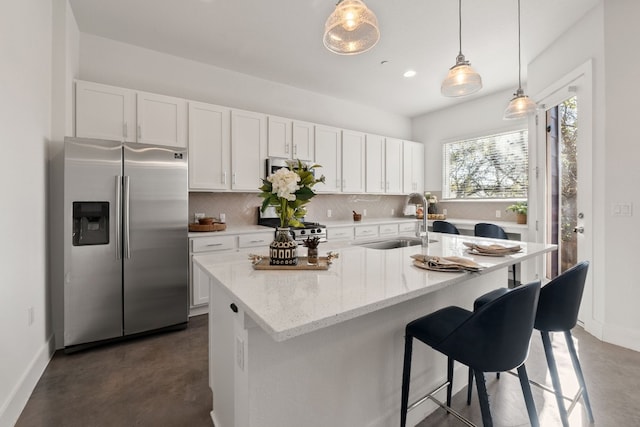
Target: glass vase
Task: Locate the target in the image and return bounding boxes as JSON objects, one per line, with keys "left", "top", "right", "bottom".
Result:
{"left": 269, "top": 227, "right": 298, "bottom": 266}
{"left": 307, "top": 247, "right": 319, "bottom": 265}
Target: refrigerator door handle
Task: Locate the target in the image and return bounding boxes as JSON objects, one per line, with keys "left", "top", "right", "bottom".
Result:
{"left": 115, "top": 176, "right": 122, "bottom": 260}
{"left": 123, "top": 175, "right": 131, "bottom": 259}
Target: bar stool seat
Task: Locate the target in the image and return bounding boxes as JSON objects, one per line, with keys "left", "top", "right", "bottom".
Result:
{"left": 474, "top": 222, "right": 518, "bottom": 286}
{"left": 467, "top": 261, "right": 594, "bottom": 427}
{"left": 432, "top": 220, "right": 460, "bottom": 235}
{"left": 400, "top": 281, "right": 541, "bottom": 427}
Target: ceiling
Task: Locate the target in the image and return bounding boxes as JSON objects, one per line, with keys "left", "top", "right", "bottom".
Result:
{"left": 68, "top": 0, "right": 599, "bottom": 118}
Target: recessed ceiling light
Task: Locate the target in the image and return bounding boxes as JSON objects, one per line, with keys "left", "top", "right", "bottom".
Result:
{"left": 403, "top": 70, "right": 417, "bottom": 78}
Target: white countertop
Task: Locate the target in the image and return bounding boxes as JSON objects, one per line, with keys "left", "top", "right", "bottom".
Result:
{"left": 194, "top": 233, "right": 555, "bottom": 342}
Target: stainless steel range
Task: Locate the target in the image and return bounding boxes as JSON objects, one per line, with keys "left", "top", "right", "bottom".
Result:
{"left": 258, "top": 207, "right": 327, "bottom": 243}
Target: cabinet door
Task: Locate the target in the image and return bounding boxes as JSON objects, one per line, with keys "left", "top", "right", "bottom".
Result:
{"left": 267, "top": 115, "right": 292, "bottom": 158}
{"left": 188, "top": 102, "right": 231, "bottom": 190}
{"left": 292, "top": 121, "right": 315, "bottom": 161}
{"left": 365, "top": 134, "right": 385, "bottom": 193}
{"left": 75, "top": 80, "right": 136, "bottom": 142}
{"left": 403, "top": 140, "right": 425, "bottom": 193}
{"left": 342, "top": 130, "right": 366, "bottom": 193}
{"left": 385, "top": 138, "right": 404, "bottom": 194}
{"left": 231, "top": 109, "right": 267, "bottom": 191}
{"left": 191, "top": 258, "right": 210, "bottom": 306}
{"left": 136, "top": 92, "right": 187, "bottom": 147}
{"left": 315, "top": 125, "right": 342, "bottom": 193}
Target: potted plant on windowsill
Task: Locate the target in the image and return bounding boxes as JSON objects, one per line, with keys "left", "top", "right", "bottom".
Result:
{"left": 506, "top": 201, "right": 528, "bottom": 224}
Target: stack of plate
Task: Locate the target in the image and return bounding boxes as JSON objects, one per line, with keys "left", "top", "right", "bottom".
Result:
{"left": 411, "top": 254, "right": 482, "bottom": 272}
{"left": 463, "top": 242, "right": 522, "bottom": 257}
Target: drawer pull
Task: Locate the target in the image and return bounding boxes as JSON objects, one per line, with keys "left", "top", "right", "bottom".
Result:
{"left": 250, "top": 240, "right": 265, "bottom": 243}
{"left": 206, "top": 243, "right": 224, "bottom": 247}
{"left": 230, "top": 303, "right": 238, "bottom": 313}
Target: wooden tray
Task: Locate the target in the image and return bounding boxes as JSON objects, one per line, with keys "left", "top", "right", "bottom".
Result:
{"left": 189, "top": 222, "right": 227, "bottom": 232}
{"left": 252, "top": 256, "right": 332, "bottom": 270}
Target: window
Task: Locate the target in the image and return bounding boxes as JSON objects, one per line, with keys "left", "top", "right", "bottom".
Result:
{"left": 442, "top": 130, "right": 528, "bottom": 199}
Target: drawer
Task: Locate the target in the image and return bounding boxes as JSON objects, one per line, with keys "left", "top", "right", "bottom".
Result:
{"left": 355, "top": 225, "right": 378, "bottom": 239}
{"left": 399, "top": 222, "right": 418, "bottom": 233}
{"left": 379, "top": 223, "right": 399, "bottom": 235}
{"left": 191, "top": 235, "right": 236, "bottom": 253}
{"left": 328, "top": 226, "right": 353, "bottom": 241}
{"left": 238, "top": 232, "right": 273, "bottom": 248}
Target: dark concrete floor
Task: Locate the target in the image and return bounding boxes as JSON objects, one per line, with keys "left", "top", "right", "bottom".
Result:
{"left": 16, "top": 315, "right": 640, "bottom": 427}
{"left": 16, "top": 315, "right": 211, "bottom": 427}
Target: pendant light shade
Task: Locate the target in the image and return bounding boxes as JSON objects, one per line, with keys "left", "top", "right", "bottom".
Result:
{"left": 323, "top": 0, "right": 380, "bottom": 55}
{"left": 441, "top": 0, "right": 482, "bottom": 97}
{"left": 504, "top": 0, "right": 536, "bottom": 119}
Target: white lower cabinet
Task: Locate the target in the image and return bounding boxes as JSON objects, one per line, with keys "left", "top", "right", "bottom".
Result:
{"left": 189, "top": 232, "right": 271, "bottom": 315}
{"left": 379, "top": 223, "right": 399, "bottom": 236}
{"left": 327, "top": 226, "right": 354, "bottom": 241}
{"left": 354, "top": 225, "right": 378, "bottom": 240}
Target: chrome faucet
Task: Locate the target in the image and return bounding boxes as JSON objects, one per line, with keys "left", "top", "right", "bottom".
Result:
{"left": 408, "top": 193, "right": 428, "bottom": 247}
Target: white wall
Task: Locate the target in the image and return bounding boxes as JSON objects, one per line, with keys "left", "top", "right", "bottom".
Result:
{"left": 0, "top": 0, "right": 55, "bottom": 424}
{"left": 77, "top": 34, "right": 412, "bottom": 140}
{"left": 411, "top": 88, "right": 527, "bottom": 191}
{"left": 600, "top": 0, "right": 640, "bottom": 349}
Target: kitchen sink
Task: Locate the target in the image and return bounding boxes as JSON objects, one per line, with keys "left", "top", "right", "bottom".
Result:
{"left": 353, "top": 237, "right": 437, "bottom": 250}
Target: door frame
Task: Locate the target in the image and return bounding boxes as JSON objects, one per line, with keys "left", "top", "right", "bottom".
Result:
{"left": 531, "top": 60, "right": 599, "bottom": 336}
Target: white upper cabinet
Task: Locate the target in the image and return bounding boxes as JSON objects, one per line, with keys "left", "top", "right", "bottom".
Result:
{"left": 267, "top": 115, "right": 292, "bottom": 159}
{"left": 268, "top": 116, "right": 315, "bottom": 162}
{"left": 403, "top": 140, "right": 425, "bottom": 194}
{"left": 292, "top": 120, "right": 315, "bottom": 162}
{"left": 75, "top": 80, "right": 136, "bottom": 142}
{"left": 341, "top": 130, "right": 366, "bottom": 193}
{"left": 231, "top": 109, "right": 267, "bottom": 191}
{"left": 188, "top": 101, "right": 231, "bottom": 190}
{"left": 315, "top": 125, "right": 342, "bottom": 193}
{"left": 136, "top": 91, "right": 187, "bottom": 147}
{"left": 365, "top": 134, "right": 385, "bottom": 193}
{"left": 385, "top": 137, "right": 403, "bottom": 194}
{"left": 75, "top": 80, "right": 187, "bottom": 147}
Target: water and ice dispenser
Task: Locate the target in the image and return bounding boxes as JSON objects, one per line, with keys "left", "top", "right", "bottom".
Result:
{"left": 72, "top": 202, "right": 109, "bottom": 246}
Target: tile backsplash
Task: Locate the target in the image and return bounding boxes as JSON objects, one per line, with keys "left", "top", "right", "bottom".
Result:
{"left": 189, "top": 192, "right": 524, "bottom": 225}
{"left": 189, "top": 192, "right": 411, "bottom": 226}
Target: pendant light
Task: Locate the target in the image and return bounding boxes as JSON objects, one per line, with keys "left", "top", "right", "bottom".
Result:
{"left": 323, "top": 0, "right": 380, "bottom": 55}
{"left": 504, "top": 0, "right": 537, "bottom": 119}
{"left": 441, "top": 0, "right": 482, "bottom": 97}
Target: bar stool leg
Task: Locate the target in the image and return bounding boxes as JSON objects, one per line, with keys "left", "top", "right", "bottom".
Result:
{"left": 564, "top": 330, "right": 595, "bottom": 423}
{"left": 516, "top": 364, "right": 540, "bottom": 427}
{"left": 473, "top": 370, "right": 493, "bottom": 427}
{"left": 400, "top": 335, "right": 413, "bottom": 427}
{"left": 447, "top": 357, "right": 454, "bottom": 408}
{"left": 541, "top": 331, "right": 571, "bottom": 427}
{"left": 467, "top": 367, "right": 474, "bottom": 405}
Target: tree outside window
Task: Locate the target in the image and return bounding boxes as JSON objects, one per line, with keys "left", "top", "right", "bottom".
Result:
{"left": 443, "top": 130, "right": 528, "bottom": 199}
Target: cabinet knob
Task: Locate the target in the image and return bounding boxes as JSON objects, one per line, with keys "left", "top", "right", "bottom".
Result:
{"left": 230, "top": 303, "right": 238, "bottom": 313}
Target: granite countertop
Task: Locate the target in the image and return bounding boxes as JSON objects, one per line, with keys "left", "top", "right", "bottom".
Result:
{"left": 194, "top": 234, "right": 555, "bottom": 342}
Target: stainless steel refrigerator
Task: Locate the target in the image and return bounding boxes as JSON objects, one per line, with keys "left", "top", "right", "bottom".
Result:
{"left": 63, "top": 137, "right": 188, "bottom": 350}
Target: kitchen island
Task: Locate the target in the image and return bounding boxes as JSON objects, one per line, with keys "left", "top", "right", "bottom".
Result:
{"left": 194, "top": 233, "right": 556, "bottom": 427}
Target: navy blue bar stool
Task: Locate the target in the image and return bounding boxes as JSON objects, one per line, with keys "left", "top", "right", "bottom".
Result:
{"left": 467, "top": 261, "right": 594, "bottom": 427}
{"left": 432, "top": 220, "right": 460, "bottom": 234}
{"left": 400, "top": 281, "right": 541, "bottom": 427}
{"left": 474, "top": 223, "right": 517, "bottom": 286}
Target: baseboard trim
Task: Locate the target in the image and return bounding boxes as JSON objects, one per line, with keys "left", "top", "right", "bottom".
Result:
{"left": 0, "top": 334, "right": 55, "bottom": 426}
{"left": 602, "top": 322, "right": 640, "bottom": 353}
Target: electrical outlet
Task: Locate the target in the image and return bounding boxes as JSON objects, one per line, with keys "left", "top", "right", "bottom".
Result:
{"left": 495, "top": 210, "right": 501, "bottom": 219}
{"left": 443, "top": 208, "right": 448, "bottom": 216}
{"left": 391, "top": 208, "right": 395, "bottom": 216}
{"left": 363, "top": 209, "right": 367, "bottom": 216}
{"left": 219, "top": 213, "right": 226, "bottom": 222}
{"left": 327, "top": 209, "right": 332, "bottom": 218}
